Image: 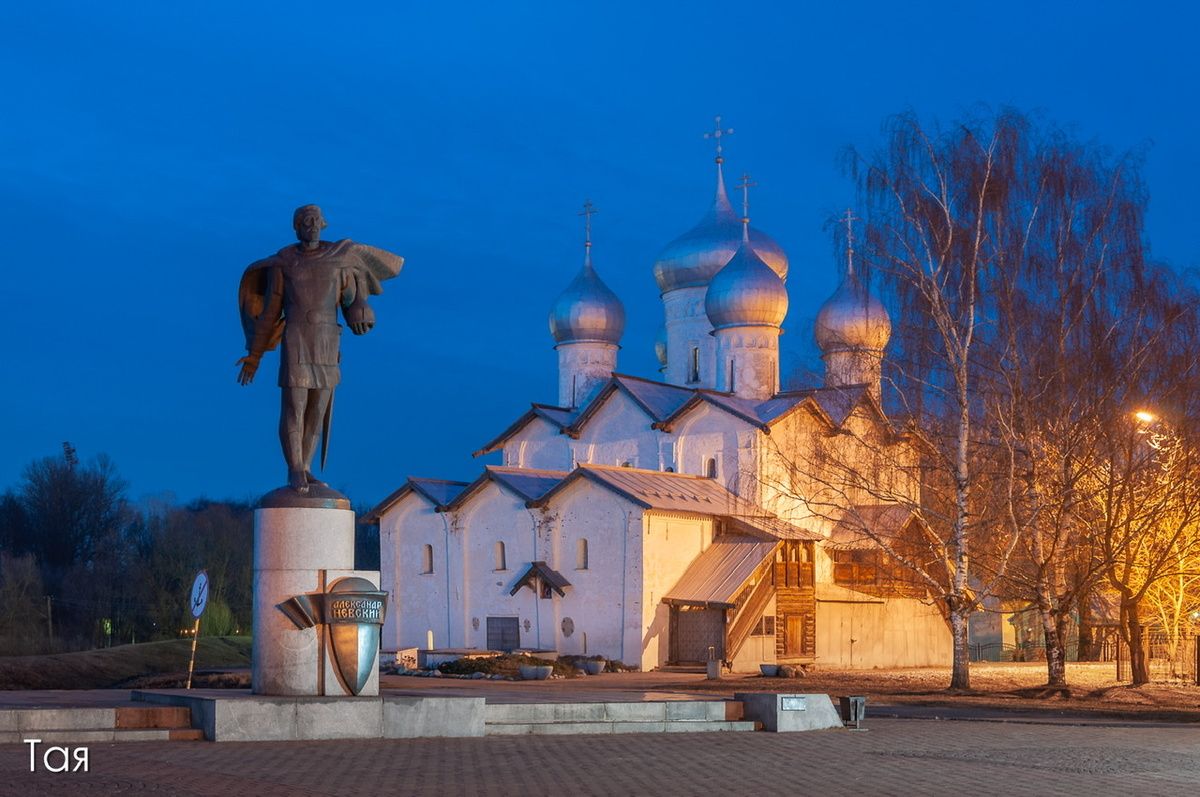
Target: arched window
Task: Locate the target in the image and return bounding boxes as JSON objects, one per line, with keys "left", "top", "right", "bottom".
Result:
{"left": 620, "top": 460, "right": 633, "bottom": 468}
{"left": 705, "top": 457, "right": 718, "bottom": 479}
{"left": 493, "top": 541, "right": 507, "bottom": 571}
{"left": 421, "top": 544, "right": 434, "bottom": 574}
{"left": 576, "top": 538, "right": 589, "bottom": 570}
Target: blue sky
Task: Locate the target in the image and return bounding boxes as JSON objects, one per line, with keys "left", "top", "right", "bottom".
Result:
{"left": 1, "top": 1, "right": 1196, "bottom": 507}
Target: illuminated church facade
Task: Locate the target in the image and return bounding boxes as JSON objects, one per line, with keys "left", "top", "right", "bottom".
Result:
{"left": 371, "top": 130, "right": 951, "bottom": 671}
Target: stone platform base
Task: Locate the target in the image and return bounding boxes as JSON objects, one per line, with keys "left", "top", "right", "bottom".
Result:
{"left": 734, "top": 692, "right": 844, "bottom": 732}
{"left": 132, "top": 690, "right": 484, "bottom": 742}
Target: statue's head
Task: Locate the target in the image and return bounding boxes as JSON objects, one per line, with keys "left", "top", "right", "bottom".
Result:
{"left": 293, "top": 204, "right": 327, "bottom": 244}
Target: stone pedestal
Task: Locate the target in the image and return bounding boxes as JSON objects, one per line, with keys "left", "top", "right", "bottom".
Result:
{"left": 252, "top": 500, "right": 380, "bottom": 697}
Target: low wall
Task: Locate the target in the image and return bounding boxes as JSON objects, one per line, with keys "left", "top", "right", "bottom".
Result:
{"left": 132, "top": 690, "right": 485, "bottom": 742}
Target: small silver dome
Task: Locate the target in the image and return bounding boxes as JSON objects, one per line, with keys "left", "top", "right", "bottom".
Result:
{"left": 654, "top": 325, "right": 668, "bottom": 366}
{"left": 705, "top": 233, "right": 789, "bottom": 330}
{"left": 814, "top": 272, "right": 891, "bottom": 352}
{"left": 653, "top": 166, "right": 788, "bottom": 294}
{"left": 549, "top": 253, "right": 626, "bottom": 345}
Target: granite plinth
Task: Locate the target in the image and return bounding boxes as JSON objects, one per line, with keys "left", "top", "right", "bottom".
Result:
{"left": 733, "top": 692, "right": 843, "bottom": 732}
{"left": 253, "top": 504, "right": 378, "bottom": 696}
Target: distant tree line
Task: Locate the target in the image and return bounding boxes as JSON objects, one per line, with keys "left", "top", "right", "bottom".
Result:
{"left": 0, "top": 444, "right": 383, "bottom": 655}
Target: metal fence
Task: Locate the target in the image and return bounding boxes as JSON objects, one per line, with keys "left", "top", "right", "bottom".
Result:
{"left": 1115, "top": 632, "right": 1199, "bottom": 683}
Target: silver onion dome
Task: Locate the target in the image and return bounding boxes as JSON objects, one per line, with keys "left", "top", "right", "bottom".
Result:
{"left": 814, "top": 272, "right": 891, "bottom": 352}
{"left": 705, "top": 232, "right": 789, "bottom": 330}
{"left": 654, "top": 325, "right": 668, "bottom": 367}
{"left": 653, "top": 166, "right": 788, "bottom": 294}
{"left": 549, "top": 253, "right": 626, "bottom": 345}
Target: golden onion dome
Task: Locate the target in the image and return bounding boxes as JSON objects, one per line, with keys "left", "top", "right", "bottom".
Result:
{"left": 705, "top": 227, "right": 789, "bottom": 330}
{"left": 549, "top": 250, "right": 626, "bottom": 346}
{"left": 653, "top": 165, "right": 788, "bottom": 294}
{"left": 814, "top": 271, "right": 891, "bottom": 352}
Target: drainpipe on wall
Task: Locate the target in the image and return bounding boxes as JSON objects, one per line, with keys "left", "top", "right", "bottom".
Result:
{"left": 620, "top": 509, "right": 631, "bottom": 665}
{"left": 440, "top": 512, "right": 453, "bottom": 648}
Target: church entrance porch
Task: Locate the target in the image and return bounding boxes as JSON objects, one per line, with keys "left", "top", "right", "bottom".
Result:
{"left": 670, "top": 606, "right": 726, "bottom": 664}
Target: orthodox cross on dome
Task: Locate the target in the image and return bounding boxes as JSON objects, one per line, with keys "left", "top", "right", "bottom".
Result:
{"left": 578, "top": 199, "right": 597, "bottom": 247}
{"left": 842, "top": 208, "right": 858, "bottom": 277}
{"left": 735, "top": 173, "right": 756, "bottom": 224}
{"left": 578, "top": 199, "right": 597, "bottom": 265}
{"left": 703, "top": 116, "right": 734, "bottom": 163}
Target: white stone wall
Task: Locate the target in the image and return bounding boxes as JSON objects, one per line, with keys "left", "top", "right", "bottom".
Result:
{"left": 539, "top": 479, "right": 645, "bottom": 664}
{"left": 570, "top": 390, "right": 665, "bottom": 471}
{"left": 713, "top": 327, "right": 780, "bottom": 401}
{"left": 640, "top": 512, "right": 714, "bottom": 669}
{"left": 662, "top": 287, "right": 715, "bottom": 388}
{"left": 669, "top": 403, "right": 756, "bottom": 495}
{"left": 452, "top": 481, "right": 547, "bottom": 650}
{"left": 502, "top": 416, "right": 572, "bottom": 471}
{"left": 556, "top": 341, "right": 618, "bottom": 409}
{"left": 381, "top": 494, "right": 458, "bottom": 652}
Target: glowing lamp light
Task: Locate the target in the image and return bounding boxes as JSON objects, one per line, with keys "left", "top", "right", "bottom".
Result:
{"left": 1134, "top": 411, "right": 1157, "bottom": 424}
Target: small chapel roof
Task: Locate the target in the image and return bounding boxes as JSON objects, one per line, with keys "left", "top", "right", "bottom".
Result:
{"left": 442, "top": 465, "right": 568, "bottom": 511}
{"left": 508, "top": 561, "right": 571, "bottom": 597}
{"left": 474, "top": 403, "right": 577, "bottom": 457}
{"left": 363, "top": 477, "right": 470, "bottom": 520}
{"left": 662, "top": 533, "right": 779, "bottom": 608}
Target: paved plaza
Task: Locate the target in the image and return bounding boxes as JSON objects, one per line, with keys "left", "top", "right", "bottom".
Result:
{"left": 2, "top": 717, "right": 1199, "bottom": 796}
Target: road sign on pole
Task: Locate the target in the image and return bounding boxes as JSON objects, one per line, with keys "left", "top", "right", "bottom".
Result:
{"left": 186, "top": 570, "right": 208, "bottom": 689}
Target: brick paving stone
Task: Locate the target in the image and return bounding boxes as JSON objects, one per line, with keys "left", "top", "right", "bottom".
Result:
{"left": 1, "top": 718, "right": 1198, "bottom": 796}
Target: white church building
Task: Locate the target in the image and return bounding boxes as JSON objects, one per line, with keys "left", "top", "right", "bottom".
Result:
{"left": 370, "top": 144, "right": 952, "bottom": 672}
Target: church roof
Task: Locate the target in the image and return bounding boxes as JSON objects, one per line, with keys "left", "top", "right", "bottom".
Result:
{"left": 662, "top": 534, "right": 779, "bottom": 608}
{"left": 532, "top": 464, "right": 821, "bottom": 541}
{"left": 442, "top": 465, "right": 568, "bottom": 511}
{"left": 564, "top": 373, "right": 694, "bottom": 435}
{"left": 363, "top": 477, "right": 470, "bottom": 520}
{"left": 474, "top": 378, "right": 890, "bottom": 460}
{"left": 825, "top": 504, "right": 918, "bottom": 550}
{"left": 473, "top": 403, "right": 576, "bottom": 457}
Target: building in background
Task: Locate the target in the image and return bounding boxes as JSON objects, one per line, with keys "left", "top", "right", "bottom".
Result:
{"left": 369, "top": 134, "right": 950, "bottom": 671}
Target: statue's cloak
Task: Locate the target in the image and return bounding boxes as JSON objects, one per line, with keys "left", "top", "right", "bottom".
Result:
{"left": 237, "top": 239, "right": 404, "bottom": 353}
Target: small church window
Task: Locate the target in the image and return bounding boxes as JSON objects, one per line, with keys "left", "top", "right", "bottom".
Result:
{"left": 620, "top": 460, "right": 633, "bottom": 468}
{"left": 705, "top": 458, "right": 717, "bottom": 479}
{"left": 420, "top": 544, "right": 434, "bottom": 574}
{"left": 493, "top": 541, "right": 507, "bottom": 571}
{"left": 688, "top": 347, "right": 700, "bottom": 383}
{"left": 576, "top": 538, "right": 589, "bottom": 570}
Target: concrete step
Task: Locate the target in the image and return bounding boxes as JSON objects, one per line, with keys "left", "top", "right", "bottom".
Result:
{"left": 487, "top": 720, "right": 759, "bottom": 735}
{"left": 0, "top": 727, "right": 204, "bottom": 743}
{"left": 483, "top": 701, "right": 754, "bottom": 735}
{"left": 0, "top": 705, "right": 201, "bottom": 743}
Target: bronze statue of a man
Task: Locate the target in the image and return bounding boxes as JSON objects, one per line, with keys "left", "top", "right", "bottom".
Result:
{"left": 237, "top": 205, "right": 403, "bottom": 493}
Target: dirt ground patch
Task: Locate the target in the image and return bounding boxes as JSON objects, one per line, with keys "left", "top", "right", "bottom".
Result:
{"left": 669, "top": 662, "right": 1200, "bottom": 720}
{"left": 0, "top": 637, "right": 252, "bottom": 690}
